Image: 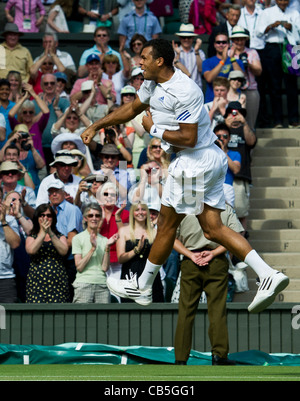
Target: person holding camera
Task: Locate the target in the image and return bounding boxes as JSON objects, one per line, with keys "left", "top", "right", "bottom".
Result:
{"left": 229, "top": 26, "right": 262, "bottom": 130}
{"left": 224, "top": 101, "right": 256, "bottom": 232}
{"left": 74, "top": 173, "right": 108, "bottom": 211}
{"left": 0, "top": 124, "right": 46, "bottom": 193}
{"left": 8, "top": 82, "right": 50, "bottom": 165}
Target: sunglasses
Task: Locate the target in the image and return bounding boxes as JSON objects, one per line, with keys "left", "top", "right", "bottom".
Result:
{"left": 1, "top": 170, "right": 19, "bottom": 175}
{"left": 133, "top": 42, "right": 143, "bottom": 46}
{"left": 217, "top": 134, "right": 228, "bottom": 139}
{"left": 43, "top": 62, "right": 53, "bottom": 66}
{"left": 230, "top": 78, "right": 244, "bottom": 83}
{"left": 22, "top": 110, "right": 34, "bottom": 115}
{"left": 40, "top": 213, "right": 52, "bottom": 218}
{"left": 66, "top": 116, "right": 79, "bottom": 121}
{"left": 103, "top": 192, "right": 116, "bottom": 197}
{"left": 151, "top": 145, "right": 161, "bottom": 150}
{"left": 215, "top": 40, "right": 228, "bottom": 45}
{"left": 87, "top": 213, "right": 101, "bottom": 218}
{"left": 96, "top": 34, "right": 108, "bottom": 37}
{"left": 44, "top": 81, "right": 56, "bottom": 86}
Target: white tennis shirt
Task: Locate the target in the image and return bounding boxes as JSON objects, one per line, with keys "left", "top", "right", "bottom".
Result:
{"left": 137, "top": 68, "right": 217, "bottom": 154}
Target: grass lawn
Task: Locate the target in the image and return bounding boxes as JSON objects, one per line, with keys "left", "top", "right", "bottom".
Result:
{"left": 0, "top": 364, "right": 300, "bottom": 382}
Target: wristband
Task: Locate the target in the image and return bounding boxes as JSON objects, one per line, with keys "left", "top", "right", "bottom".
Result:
{"left": 1, "top": 223, "right": 8, "bottom": 227}
{"left": 230, "top": 57, "right": 237, "bottom": 63}
{"left": 219, "top": 60, "right": 225, "bottom": 66}
{"left": 150, "top": 125, "right": 164, "bottom": 140}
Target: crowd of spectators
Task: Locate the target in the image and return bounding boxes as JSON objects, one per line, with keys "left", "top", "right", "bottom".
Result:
{"left": 0, "top": 0, "right": 299, "bottom": 304}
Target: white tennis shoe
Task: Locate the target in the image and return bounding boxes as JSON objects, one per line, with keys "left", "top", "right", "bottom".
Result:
{"left": 248, "top": 271, "right": 289, "bottom": 313}
{"left": 107, "top": 271, "right": 152, "bottom": 306}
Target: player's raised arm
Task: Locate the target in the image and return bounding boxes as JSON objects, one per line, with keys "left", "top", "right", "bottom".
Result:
{"left": 81, "top": 96, "right": 148, "bottom": 144}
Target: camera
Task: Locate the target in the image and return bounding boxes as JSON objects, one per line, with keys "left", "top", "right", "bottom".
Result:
{"left": 86, "top": 183, "right": 92, "bottom": 189}
{"left": 104, "top": 128, "right": 116, "bottom": 142}
{"left": 20, "top": 132, "right": 29, "bottom": 139}
{"left": 231, "top": 110, "right": 238, "bottom": 116}
{"left": 239, "top": 52, "right": 248, "bottom": 68}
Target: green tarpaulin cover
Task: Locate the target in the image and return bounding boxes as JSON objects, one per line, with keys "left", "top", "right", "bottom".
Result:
{"left": 0, "top": 343, "right": 300, "bottom": 366}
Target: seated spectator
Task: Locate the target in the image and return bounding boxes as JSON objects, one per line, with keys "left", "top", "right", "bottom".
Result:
{"left": 5, "top": 0, "right": 45, "bottom": 33}
{"left": 33, "top": 33, "right": 77, "bottom": 92}
{"left": 128, "top": 33, "right": 147, "bottom": 69}
{"left": 129, "top": 67, "right": 144, "bottom": 91}
{"left": 116, "top": 202, "right": 164, "bottom": 303}
{"left": 78, "top": 26, "right": 123, "bottom": 78}
{"left": 0, "top": 186, "right": 21, "bottom": 303}
{"left": 101, "top": 53, "right": 131, "bottom": 104}
{"left": 202, "top": 32, "right": 244, "bottom": 102}
{"left": 74, "top": 172, "right": 108, "bottom": 210}
{"left": 137, "top": 138, "right": 170, "bottom": 183}
{"left": 34, "top": 73, "right": 70, "bottom": 168}
{"left": 227, "top": 70, "right": 246, "bottom": 108}
{"left": 70, "top": 148, "right": 91, "bottom": 178}
{"left": 96, "top": 143, "right": 134, "bottom": 202}
{"left": 120, "top": 85, "right": 149, "bottom": 170}
{"left": 1, "top": 124, "right": 46, "bottom": 192}
{"left": 97, "top": 182, "right": 129, "bottom": 289}
{"left": 118, "top": 0, "right": 162, "bottom": 49}
{"left": 229, "top": 25, "right": 262, "bottom": 130}
{"left": 45, "top": 0, "right": 71, "bottom": 33}
{"left": 29, "top": 45, "right": 66, "bottom": 95}
{"left": 214, "top": 123, "right": 241, "bottom": 208}
{"left": 0, "top": 160, "right": 36, "bottom": 219}
{"left": 99, "top": 125, "right": 134, "bottom": 166}
{"left": 70, "top": 54, "right": 117, "bottom": 106}
{"left": 25, "top": 203, "right": 69, "bottom": 303}
{"left": 0, "top": 23, "right": 33, "bottom": 82}
{"left": 3, "top": 190, "right": 33, "bottom": 302}
{"left": 7, "top": 70, "right": 22, "bottom": 103}
{"left": 36, "top": 150, "right": 81, "bottom": 206}
{"left": 173, "top": 23, "right": 206, "bottom": 89}
{"left": 8, "top": 82, "right": 50, "bottom": 164}
{"left": 54, "top": 72, "right": 69, "bottom": 99}
{"left": 0, "top": 78, "right": 15, "bottom": 146}
{"left": 72, "top": 203, "right": 118, "bottom": 303}
{"left": 47, "top": 179, "right": 83, "bottom": 300}
{"left": 128, "top": 160, "right": 162, "bottom": 207}
{"left": 204, "top": 76, "right": 229, "bottom": 130}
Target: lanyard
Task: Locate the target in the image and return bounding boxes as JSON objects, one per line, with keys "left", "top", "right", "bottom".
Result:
{"left": 23, "top": 0, "right": 31, "bottom": 16}
{"left": 133, "top": 14, "right": 147, "bottom": 35}
{"left": 243, "top": 8, "right": 258, "bottom": 33}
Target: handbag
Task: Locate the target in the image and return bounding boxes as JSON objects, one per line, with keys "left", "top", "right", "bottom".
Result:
{"left": 281, "top": 38, "right": 300, "bottom": 76}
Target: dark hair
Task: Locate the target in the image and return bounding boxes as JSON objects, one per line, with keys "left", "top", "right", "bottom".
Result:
{"left": 0, "top": 79, "right": 10, "bottom": 88}
{"left": 30, "top": 204, "right": 60, "bottom": 236}
{"left": 142, "top": 39, "right": 174, "bottom": 68}
{"left": 129, "top": 33, "right": 147, "bottom": 51}
{"left": 4, "top": 144, "right": 20, "bottom": 156}
{"left": 214, "top": 123, "right": 230, "bottom": 134}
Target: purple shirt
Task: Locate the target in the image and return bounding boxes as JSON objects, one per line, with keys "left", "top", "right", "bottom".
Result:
{"left": 9, "top": 113, "right": 49, "bottom": 161}
{"left": 5, "top": 0, "right": 46, "bottom": 33}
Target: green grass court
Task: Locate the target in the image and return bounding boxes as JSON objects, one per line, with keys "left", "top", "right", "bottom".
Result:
{"left": 1, "top": 364, "right": 300, "bottom": 381}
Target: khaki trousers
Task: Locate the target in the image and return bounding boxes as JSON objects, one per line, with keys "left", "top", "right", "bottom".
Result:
{"left": 174, "top": 254, "right": 229, "bottom": 361}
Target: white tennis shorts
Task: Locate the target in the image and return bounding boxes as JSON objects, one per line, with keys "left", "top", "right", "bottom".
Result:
{"left": 161, "top": 144, "right": 227, "bottom": 215}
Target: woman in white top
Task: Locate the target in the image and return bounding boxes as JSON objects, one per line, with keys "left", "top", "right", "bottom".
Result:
{"left": 45, "top": 0, "right": 71, "bottom": 33}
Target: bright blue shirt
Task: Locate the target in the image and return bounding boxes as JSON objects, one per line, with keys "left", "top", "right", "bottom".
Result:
{"left": 225, "top": 149, "right": 242, "bottom": 185}
{"left": 202, "top": 56, "right": 245, "bottom": 102}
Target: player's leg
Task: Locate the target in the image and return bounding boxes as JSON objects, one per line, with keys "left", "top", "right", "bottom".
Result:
{"left": 197, "top": 204, "right": 289, "bottom": 313}
{"left": 106, "top": 205, "right": 185, "bottom": 305}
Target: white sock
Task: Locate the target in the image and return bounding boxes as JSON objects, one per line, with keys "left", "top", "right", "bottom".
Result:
{"left": 138, "top": 259, "right": 161, "bottom": 289}
{"left": 244, "top": 250, "right": 275, "bottom": 279}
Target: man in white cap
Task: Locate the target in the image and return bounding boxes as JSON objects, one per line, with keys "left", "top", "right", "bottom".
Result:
{"left": 173, "top": 23, "right": 206, "bottom": 89}
{"left": 36, "top": 150, "right": 81, "bottom": 206}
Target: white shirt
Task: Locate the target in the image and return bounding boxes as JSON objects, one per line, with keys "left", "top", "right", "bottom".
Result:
{"left": 0, "top": 113, "right": 6, "bottom": 128}
{"left": 238, "top": 6, "right": 265, "bottom": 50}
{"left": 137, "top": 69, "right": 216, "bottom": 154}
{"left": 256, "top": 4, "right": 300, "bottom": 45}
{"left": 34, "top": 49, "right": 76, "bottom": 72}
{"left": 36, "top": 173, "right": 81, "bottom": 206}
